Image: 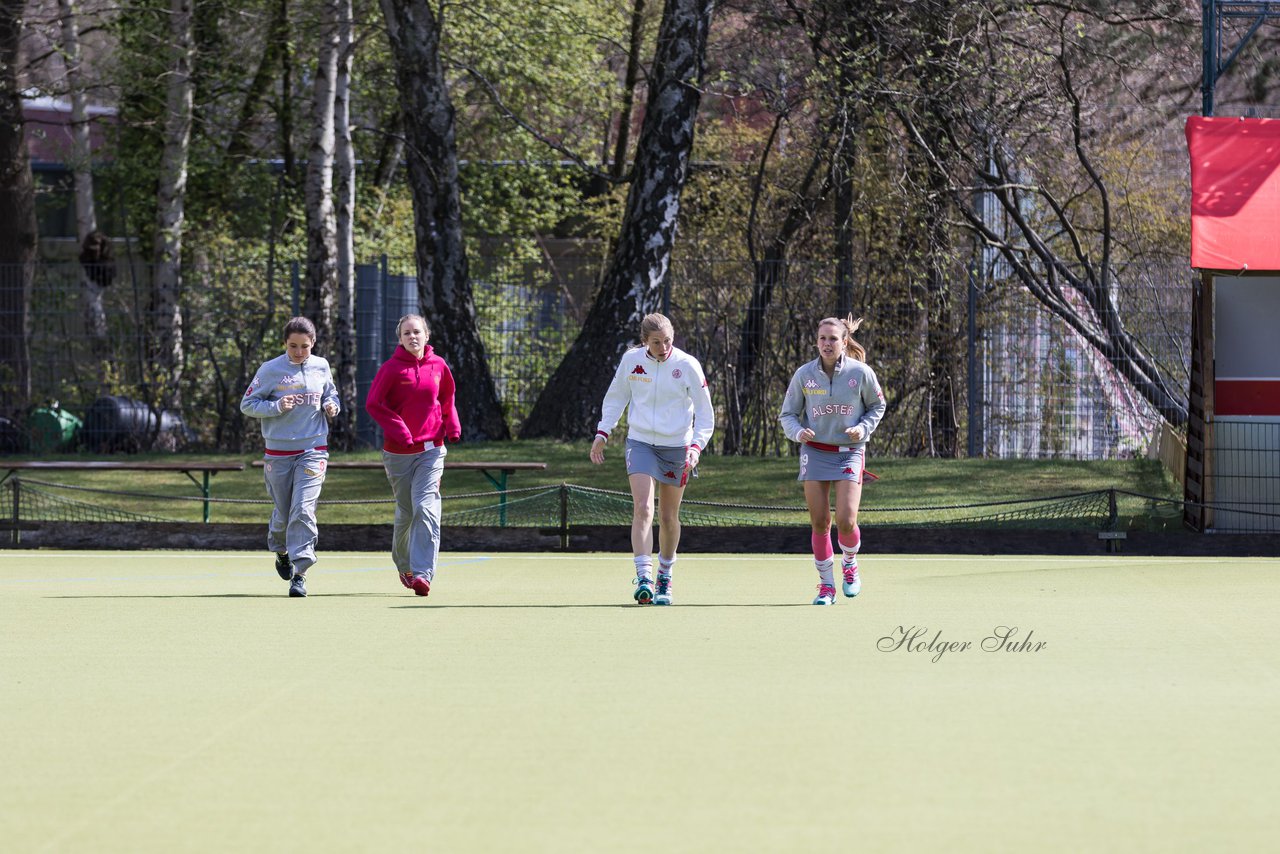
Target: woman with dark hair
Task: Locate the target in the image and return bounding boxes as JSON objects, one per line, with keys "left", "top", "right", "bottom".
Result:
{"left": 240, "top": 316, "right": 340, "bottom": 597}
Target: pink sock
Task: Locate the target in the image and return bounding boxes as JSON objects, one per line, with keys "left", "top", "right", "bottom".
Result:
{"left": 838, "top": 526, "right": 861, "bottom": 557}
{"left": 810, "top": 529, "right": 834, "bottom": 561}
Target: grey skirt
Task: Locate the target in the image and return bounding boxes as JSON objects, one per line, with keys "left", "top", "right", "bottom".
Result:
{"left": 626, "top": 438, "right": 696, "bottom": 486}
{"left": 798, "top": 444, "right": 865, "bottom": 483}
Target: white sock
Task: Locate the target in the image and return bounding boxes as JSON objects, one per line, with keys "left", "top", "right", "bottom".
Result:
{"left": 815, "top": 558, "right": 835, "bottom": 587}
{"left": 841, "top": 548, "right": 858, "bottom": 570}
{"left": 657, "top": 554, "right": 676, "bottom": 578}
{"left": 634, "top": 555, "right": 653, "bottom": 581}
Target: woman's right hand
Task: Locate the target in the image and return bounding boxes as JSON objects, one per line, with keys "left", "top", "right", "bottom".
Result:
{"left": 278, "top": 394, "right": 299, "bottom": 412}
{"left": 589, "top": 436, "right": 606, "bottom": 464}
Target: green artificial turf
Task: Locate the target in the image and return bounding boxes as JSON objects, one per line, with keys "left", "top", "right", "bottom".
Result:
{"left": 1, "top": 550, "right": 1275, "bottom": 852}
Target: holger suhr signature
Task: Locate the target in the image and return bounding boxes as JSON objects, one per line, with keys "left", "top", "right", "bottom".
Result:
{"left": 877, "top": 626, "right": 1046, "bottom": 663}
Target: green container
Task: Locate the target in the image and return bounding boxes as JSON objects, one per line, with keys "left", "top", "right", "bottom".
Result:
{"left": 28, "top": 405, "right": 83, "bottom": 453}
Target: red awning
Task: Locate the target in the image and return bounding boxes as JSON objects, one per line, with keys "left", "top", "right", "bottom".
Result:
{"left": 1187, "top": 116, "right": 1280, "bottom": 271}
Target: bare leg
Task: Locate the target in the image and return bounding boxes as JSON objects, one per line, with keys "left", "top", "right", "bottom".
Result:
{"left": 657, "top": 481, "right": 686, "bottom": 560}
{"left": 629, "top": 473, "right": 655, "bottom": 557}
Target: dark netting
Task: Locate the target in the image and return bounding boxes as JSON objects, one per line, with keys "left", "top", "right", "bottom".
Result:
{"left": 2, "top": 480, "right": 178, "bottom": 523}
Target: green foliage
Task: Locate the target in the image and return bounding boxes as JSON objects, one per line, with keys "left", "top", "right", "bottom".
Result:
{"left": 447, "top": 0, "right": 627, "bottom": 164}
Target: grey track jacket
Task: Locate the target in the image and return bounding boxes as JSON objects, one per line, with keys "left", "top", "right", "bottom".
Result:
{"left": 240, "top": 353, "right": 340, "bottom": 451}
{"left": 779, "top": 354, "right": 886, "bottom": 447}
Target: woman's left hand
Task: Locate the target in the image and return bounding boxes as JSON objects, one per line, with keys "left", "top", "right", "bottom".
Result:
{"left": 845, "top": 425, "right": 865, "bottom": 443}
{"left": 323, "top": 402, "right": 338, "bottom": 417}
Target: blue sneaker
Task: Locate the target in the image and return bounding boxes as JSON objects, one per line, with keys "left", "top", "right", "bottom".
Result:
{"left": 289, "top": 574, "right": 307, "bottom": 598}
{"left": 634, "top": 577, "right": 654, "bottom": 605}
{"left": 275, "top": 552, "right": 293, "bottom": 580}
{"left": 842, "top": 563, "right": 861, "bottom": 597}
{"left": 812, "top": 584, "right": 836, "bottom": 605}
{"left": 654, "top": 574, "right": 673, "bottom": 605}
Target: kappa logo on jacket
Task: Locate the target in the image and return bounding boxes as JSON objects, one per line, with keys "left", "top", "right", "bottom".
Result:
{"left": 802, "top": 375, "right": 827, "bottom": 395}
{"left": 632, "top": 365, "right": 647, "bottom": 375}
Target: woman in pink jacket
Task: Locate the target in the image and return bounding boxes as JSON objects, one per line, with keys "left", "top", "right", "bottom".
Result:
{"left": 365, "top": 314, "right": 462, "bottom": 598}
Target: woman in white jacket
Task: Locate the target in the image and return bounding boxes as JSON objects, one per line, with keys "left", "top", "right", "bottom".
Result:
{"left": 590, "top": 313, "right": 715, "bottom": 606}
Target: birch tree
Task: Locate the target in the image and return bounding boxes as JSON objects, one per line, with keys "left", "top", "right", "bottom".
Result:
{"left": 56, "top": 0, "right": 112, "bottom": 383}
{"left": 331, "top": 0, "right": 356, "bottom": 448}
{"left": 522, "top": 0, "right": 716, "bottom": 439}
{"left": 304, "top": 0, "right": 340, "bottom": 354}
{"left": 150, "top": 0, "right": 193, "bottom": 410}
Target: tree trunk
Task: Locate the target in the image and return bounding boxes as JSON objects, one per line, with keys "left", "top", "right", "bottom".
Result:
{"left": 921, "top": 125, "right": 957, "bottom": 457}
{"left": 304, "top": 0, "right": 339, "bottom": 354}
{"left": 150, "top": 0, "right": 193, "bottom": 411}
{"left": 723, "top": 124, "right": 829, "bottom": 455}
{"left": 331, "top": 0, "right": 357, "bottom": 449}
{"left": 370, "top": 109, "right": 403, "bottom": 216}
{"left": 277, "top": 0, "right": 295, "bottom": 179}
{"left": 611, "top": 0, "right": 647, "bottom": 179}
{"left": 227, "top": 0, "right": 287, "bottom": 162}
{"left": 522, "top": 0, "right": 715, "bottom": 440}
{"left": 379, "top": 0, "right": 510, "bottom": 440}
{"left": 0, "top": 0, "right": 35, "bottom": 415}
{"left": 57, "top": 0, "right": 111, "bottom": 388}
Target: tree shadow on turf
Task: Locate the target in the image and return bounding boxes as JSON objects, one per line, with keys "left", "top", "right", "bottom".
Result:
{"left": 45, "top": 593, "right": 401, "bottom": 599}
{"left": 389, "top": 603, "right": 812, "bottom": 609}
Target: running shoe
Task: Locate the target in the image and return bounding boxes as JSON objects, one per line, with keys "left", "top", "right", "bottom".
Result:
{"left": 842, "top": 563, "right": 861, "bottom": 597}
{"left": 654, "top": 574, "right": 673, "bottom": 606}
{"left": 399, "top": 571, "right": 415, "bottom": 590}
{"left": 275, "top": 552, "right": 293, "bottom": 580}
{"left": 634, "top": 577, "right": 654, "bottom": 605}
{"left": 289, "top": 574, "right": 307, "bottom": 598}
{"left": 411, "top": 576, "right": 431, "bottom": 597}
{"left": 812, "top": 584, "right": 836, "bottom": 605}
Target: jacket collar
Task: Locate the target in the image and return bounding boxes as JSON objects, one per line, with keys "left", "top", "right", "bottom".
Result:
{"left": 813, "top": 353, "right": 848, "bottom": 376}
{"left": 393, "top": 344, "right": 434, "bottom": 364}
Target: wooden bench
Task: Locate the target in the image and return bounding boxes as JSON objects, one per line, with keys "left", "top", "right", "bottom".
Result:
{"left": 251, "top": 459, "right": 547, "bottom": 526}
{"left": 1, "top": 461, "right": 247, "bottom": 541}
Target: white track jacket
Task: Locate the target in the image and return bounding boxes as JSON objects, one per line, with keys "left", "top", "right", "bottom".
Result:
{"left": 596, "top": 346, "right": 715, "bottom": 450}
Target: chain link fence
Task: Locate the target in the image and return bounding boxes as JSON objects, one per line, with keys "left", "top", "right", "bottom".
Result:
{"left": 1, "top": 252, "right": 1192, "bottom": 461}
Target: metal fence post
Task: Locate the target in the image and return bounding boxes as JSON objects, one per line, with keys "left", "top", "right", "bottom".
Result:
{"left": 11, "top": 477, "right": 21, "bottom": 546}
{"left": 967, "top": 262, "right": 982, "bottom": 457}
{"left": 559, "top": 483, "right": 569, "bottom": 550}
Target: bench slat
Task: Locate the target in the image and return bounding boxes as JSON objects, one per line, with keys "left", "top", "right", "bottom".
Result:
{"left": 2, "top": 461, "right": 246, "bottom": 472}
{"left": 250, "top": 460, "right": 546, "bottom": 471}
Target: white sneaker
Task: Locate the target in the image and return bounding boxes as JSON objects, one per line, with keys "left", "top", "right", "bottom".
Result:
{"left": 654, "top": 574, "right": 673, "bottom": 605}
{"left": 842, "top": 563, "right": 861, "bottom": 597}
{"left": 812, "top": 584, "right": 836, "bottom": 605}
{"left": 633, "top": 577, "right": 654, "bottom": 605}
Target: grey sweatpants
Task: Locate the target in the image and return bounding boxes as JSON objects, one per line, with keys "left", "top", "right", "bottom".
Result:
{"left": 262, "top": 449, "right": 328, "bottom": 574}
{"left": 381, "top": 445, "right": 446, "bottom": 582}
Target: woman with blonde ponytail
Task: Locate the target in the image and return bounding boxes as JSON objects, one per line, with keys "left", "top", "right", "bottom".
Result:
{"left": 779, "top": 315, "right": 886, "bottom": 605}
